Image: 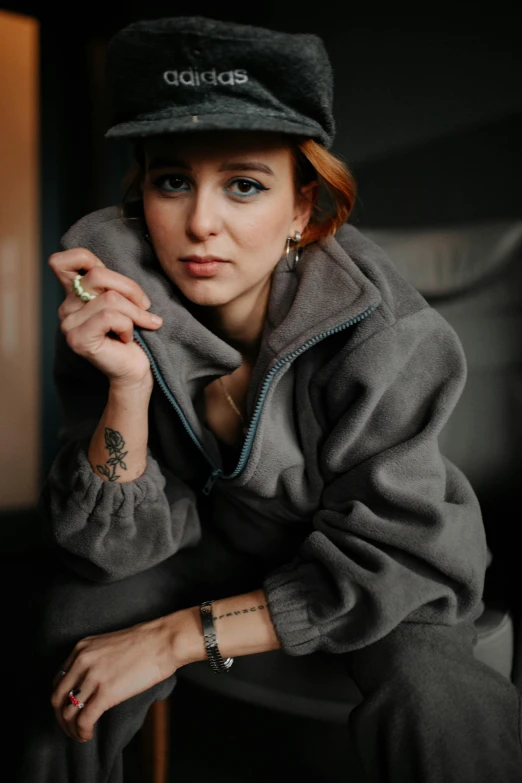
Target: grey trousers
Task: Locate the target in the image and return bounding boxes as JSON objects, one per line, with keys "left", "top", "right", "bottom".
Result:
{"left": 17, "top": 530, "right": 522, "bottom": 783}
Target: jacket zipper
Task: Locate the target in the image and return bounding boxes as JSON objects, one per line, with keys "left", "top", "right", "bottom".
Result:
{"left": 133, "top": 303, "right": 377, "bottom": 496}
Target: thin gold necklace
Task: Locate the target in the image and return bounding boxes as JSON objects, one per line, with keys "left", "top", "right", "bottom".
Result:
{"left": 218, "top": 376, "right": 245, "bottom": 424}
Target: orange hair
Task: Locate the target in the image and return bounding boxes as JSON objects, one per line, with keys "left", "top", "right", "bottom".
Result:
{"left": 122, "top": 137, "right": 357, "bottom": 244}
{"left": 293, "top": 138, "right": 356, "bottom": 246}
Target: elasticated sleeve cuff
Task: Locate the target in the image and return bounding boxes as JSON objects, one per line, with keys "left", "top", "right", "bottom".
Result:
{"left": 58, "top": 440, "right": 166, "bottom": 515}
{"left": 40, "top": 438, "right": 201, "bottom": 582}
{"left": 263, "top": 564, "right": 321, "bottom": 656}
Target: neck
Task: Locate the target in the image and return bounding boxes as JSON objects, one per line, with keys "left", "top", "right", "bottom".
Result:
{"left": 189, "top": 276, "right": 272, "bottom": 364}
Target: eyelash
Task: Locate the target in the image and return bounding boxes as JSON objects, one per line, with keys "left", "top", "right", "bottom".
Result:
{"left": 152, "top": 174, "right": 269, "bottom": 199}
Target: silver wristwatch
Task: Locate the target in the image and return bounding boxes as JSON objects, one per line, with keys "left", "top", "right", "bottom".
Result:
{"left": 200, "top": 600, "right": 234, "bottom": 673}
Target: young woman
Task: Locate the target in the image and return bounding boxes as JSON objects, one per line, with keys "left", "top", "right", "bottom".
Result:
{"left": 26, "top": 16, "right": 522, "bottom": 783}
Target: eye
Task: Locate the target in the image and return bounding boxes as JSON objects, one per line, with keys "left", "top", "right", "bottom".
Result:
{"left": 153, "top": 175, "right": 190, "bottom": 193}
{"left": 227, "top": 178, "right": 269, "bottom": 198}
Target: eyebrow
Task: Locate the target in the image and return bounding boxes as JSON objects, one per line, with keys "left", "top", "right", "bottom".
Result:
{"left": 147, "top": 156, "right": 275, "bottom": 176}
{"left": 220, "top": 161, "right": 275, "bottom": 176}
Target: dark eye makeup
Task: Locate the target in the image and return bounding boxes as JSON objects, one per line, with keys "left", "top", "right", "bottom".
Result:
{"left": 151, "top": 174, "right": 270, "bottom": 199}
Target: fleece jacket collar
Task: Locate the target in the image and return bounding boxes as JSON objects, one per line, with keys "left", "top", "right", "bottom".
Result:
{"left": 61, "top": 207, "right": 382, "bottom": 427}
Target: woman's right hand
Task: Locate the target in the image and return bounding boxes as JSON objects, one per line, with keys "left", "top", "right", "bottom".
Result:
{"left": 49, "top": 247, "right": 163, "bottom": 389}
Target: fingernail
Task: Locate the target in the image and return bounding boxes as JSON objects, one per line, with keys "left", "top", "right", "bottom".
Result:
{"left": 150, "top": 314, "right": 162, "bottom": 325}
{"left": 142, "top": 296, "right": 151, "bottom": 309}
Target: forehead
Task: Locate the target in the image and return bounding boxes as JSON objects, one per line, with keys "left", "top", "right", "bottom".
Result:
{"left": 144, "top": 131, "right": 294, "bottom": 168}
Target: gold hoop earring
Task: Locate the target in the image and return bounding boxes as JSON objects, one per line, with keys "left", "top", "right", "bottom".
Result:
{"left": 285, "top": 231, "right": 302, "bottom": 269}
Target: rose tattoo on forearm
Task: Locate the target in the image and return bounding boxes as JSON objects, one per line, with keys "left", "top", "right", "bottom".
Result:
{"left": 97, "top": 427, "right": 128, "bottom": 482}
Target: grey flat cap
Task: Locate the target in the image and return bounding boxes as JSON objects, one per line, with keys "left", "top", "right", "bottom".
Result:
{"left": 105, "top": 16, "right": 335, "bottom": 148}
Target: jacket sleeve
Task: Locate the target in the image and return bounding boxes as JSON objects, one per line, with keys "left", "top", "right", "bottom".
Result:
{"left": 38, "top": 328, "right": 201, "bottom": 582}
{"left": 263, "top": 307, "right": 488, "bottom": 655}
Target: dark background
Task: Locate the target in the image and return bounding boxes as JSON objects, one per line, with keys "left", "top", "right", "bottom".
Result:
{"left": 2, "top": 5, "right": 522, "bottom": 781}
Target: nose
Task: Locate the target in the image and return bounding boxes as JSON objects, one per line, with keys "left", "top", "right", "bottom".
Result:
{"left": 185, "top": 186, "right": 222, "bottom": 241}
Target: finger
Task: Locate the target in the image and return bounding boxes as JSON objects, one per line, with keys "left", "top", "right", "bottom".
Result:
{"left": 50, "top": 640, "right": 89, "bottom": 713}
{"left": 71, "top": 689, "right": 107, "bottom": 743}
{"left": 54, "top": 685, "right": 85, "bottom": 740}
{"left": 78, "top": 267, "right": 152, "bottom": 310}
{"left": 60, "top": 291, "right": 162, "bottom": 336}
{"left": 62, "top": 683, "right": 97, "bottom": 742}
{"left": 51, "top": 644, "right": 91, "bottom": 739}
{"left": 49, "top": 248, "right": 105, "bottom": 292}
{"left": 54, "top": 706, "right": 73, "bottom": 739}
{"left": 51, "top": 666, "right": 68, "bottom": 691}
{"left": 52, "top": 680, "right": 82, "bottom": 739}
{"left": 55, "top": 686, "right": 82, "bottom": 738}
{"left": 66, "top": 310, "right": 140, "bottom": 355}
{"left": 55, "top": 638, "right": 91, "bottom": 686}
{"left": 57, "top": 292, "right": 89, "bottom": 324}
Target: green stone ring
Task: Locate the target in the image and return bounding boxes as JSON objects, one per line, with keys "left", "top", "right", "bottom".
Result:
{"left": 72, "top": 273, "right": 97, "bottom": 302}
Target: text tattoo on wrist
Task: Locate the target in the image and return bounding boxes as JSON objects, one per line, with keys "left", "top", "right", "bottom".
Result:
{"left": 96, "top": 428, "right": 128, "bottom": 482}
{"left": 213, "top": 604, "right": 267, "bottom": 622}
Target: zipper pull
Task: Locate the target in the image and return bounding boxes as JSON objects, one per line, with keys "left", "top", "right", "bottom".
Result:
{"left": 203, "top": 468, "right": 222, "bottom": 496}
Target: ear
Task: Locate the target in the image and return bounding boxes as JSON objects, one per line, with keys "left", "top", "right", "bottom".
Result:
{"left": 291, "top": 181, "right": 319, "bottom": 236}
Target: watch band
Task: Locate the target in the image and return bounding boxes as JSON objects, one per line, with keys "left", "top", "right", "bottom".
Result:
{"left": 200, "top": 600, "right": 234, "bottom": 673}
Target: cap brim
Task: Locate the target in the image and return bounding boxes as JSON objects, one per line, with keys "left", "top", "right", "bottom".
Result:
{"left": 105, "top": 112, "right": 329, "bottom": 146}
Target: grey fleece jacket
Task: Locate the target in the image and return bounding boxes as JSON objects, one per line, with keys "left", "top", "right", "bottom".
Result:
{"left": 40, "top": 206, "right": 487, "bottom": 656}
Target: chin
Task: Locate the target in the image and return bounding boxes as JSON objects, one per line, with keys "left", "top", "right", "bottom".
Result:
{"left": 177, "top": 280, "right": 236, "bottom": 308}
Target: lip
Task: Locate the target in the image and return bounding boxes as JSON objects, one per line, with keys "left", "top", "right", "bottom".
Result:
{"left": 181, "top": 255, "right": 228, "bottom": 278}
{"left": 181, "top": 255, "right": 229, "bottom": 264}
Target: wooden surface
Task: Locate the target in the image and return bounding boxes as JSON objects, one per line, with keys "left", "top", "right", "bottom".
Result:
{"left": 141, "top": 698, "right": 171, "bottom": 783}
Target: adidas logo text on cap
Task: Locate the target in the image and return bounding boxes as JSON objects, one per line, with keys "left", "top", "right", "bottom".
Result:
{"left": 163, "top": 68, "right": 249, "bottom": 87}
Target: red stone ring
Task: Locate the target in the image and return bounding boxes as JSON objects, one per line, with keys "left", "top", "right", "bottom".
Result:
{"left": 68, "top": 690, "right": 85, "bottom": 710}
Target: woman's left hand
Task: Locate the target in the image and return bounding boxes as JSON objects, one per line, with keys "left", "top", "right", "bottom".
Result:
{"left": 50, "top": 617, "right": 177, "bottom": 743}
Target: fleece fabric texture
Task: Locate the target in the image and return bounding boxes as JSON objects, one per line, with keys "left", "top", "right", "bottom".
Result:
{"left": 105, "top": 16, "right": 335, "bottom": 146}
{"left": 39, "top": 206, "right": 488, "bottom": 657}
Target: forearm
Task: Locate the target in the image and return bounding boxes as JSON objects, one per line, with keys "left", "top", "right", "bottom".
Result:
{"left": 87, "top": 378, "right": 153, "bottom": 483}
{"left": 168, "top": 589, "right": 281, "bottom": 668}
